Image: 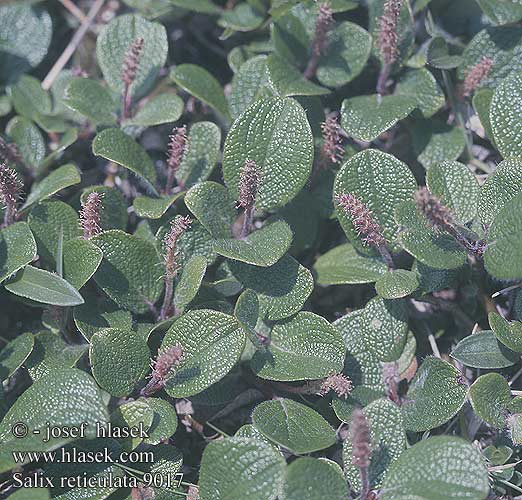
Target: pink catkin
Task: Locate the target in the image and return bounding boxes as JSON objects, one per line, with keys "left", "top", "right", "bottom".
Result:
{"left": 303, "top": 3, "right": 334, "bottom": 80}
{"left": 414, "top": 187, "right": 454, "bottom": 231}
{"left": 165, "top": 126, "right": 188, "bottom": 193}
{"left": 237, "top": 159, "right": 261, "bottom": 239}
{"left": 80, "top": 192, "right": 103, "bottom": 239}
{"left": 237, "top": 159, "right": 261, "bottom": 211}
{"left": 377, "top": 0, "right": 402, "bottom": 65}
{"left": 122, "top": 37, "right": 144, "bottom": 87}
{"left": 163, "top": 215, "right": 192, "bottom": 279}
{"left": 121, "top": 37, "right": 144, "bottom": 119}
{"left": 311, "top": 3, "right": 334, "bottom": 57}
{"left": 159, "top": 215, "right": 192, "bottom": 320}
{"left": 141, "top": 345, "right": 183, "bottom": 396}
{"left": 335, "top": 193, "right": 386, "bottom": 248}
{"left": 319, "top": 373, "right": 353, "bottom": 399}
{"left": 463, "top": 57, "right": 494, "bottom": 97}
{"left": 0, "top": 162, "right": 22, "bottom": 227}
{"left": 350, "top": 409, "right": 372, "bottom": 498}
{"left": 321, "top": 114, "right": 344, "bottom": 165}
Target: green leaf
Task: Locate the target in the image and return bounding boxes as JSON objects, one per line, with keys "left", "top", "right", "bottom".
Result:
{"left": 170, "top": 64, "right": 230, "bottom": 119}
{"left": 90, "top": 328, "right": 150, "bottom": 397}
{"left": 489, "top": 311, "right": 522, "bottom": 352}
{"left": 335, "top": 310, "right": 385, "bottom": 396}
{"left": 140, "top": 397, "right": 178, "bottom": 445}
{"left": 62, "top": 237, "right": 103, "bottom": 290}
{"left": 267, "top": 53, "right": 329, "bottom": 97}
{"left": 92, "top": 230, "right": 163, "bottom": 313}
{"left": 491, "top": 73, "right": 522, "bottom": 158}
{"left": 478, "top": 158, "right": 522, "bottom": 226}
{"left": 343, "top": 399, "right": 406, "bottom": 491}
{"left": 228, "top": 254, "right": 313, "bottom": 320}
{"left": 252, "top": 398, "right": 336, "bottom": 453}
{"left": 0, "top": 4, "right": 52, "bottom": 84}
{"left": 199, "top": 437, "right": 286, "bottom": 500}
{"left": 0, "top": 369, "right": 108, "bottom": 473}
{"left": 334, "top": 150, "right": 417, "bottom": 253}
{"left": 459, "top": 26, "right": 522, "bottom": 90}
{"left": 375, "top": 269, "right": 420, "bottom": 299}
{"left": 185, "top": 181, "right": 236, "bottom": 238}
{"left": 271, "top": 5, "right": 371, "bottom": 87}
{"left": 0, "top": 332, "right": 34, "bottom": 380}
{"left": 284, "top": 457, "right": 350, "bottom": 500}
{"left": 63, "top": 78, "right": 117, "bottom": 126}
{"left": 426, "top": 161, "right": 479, "bottom": 224}
{"left": 251, "top": 311, "right": 345, "bottom": 380}
{"left": 219, "top": 3, "right": 265, "bottom": 32}
{"left": 412, "top": 119, "right": 466, "bottom": 169}
{"left": 161, "top": 309, "right": 246, "bottom": 397}
{"left": 469, "top": 373, "right": 510, "bottom": 427}
{"left": 313, "top": 244, "right": 387, "bottom": 285}
{"left": 5, "top": 266, "right": 84, "bottom": 306}
{"left": 9, "top": 489, "right": 49, "bottom": 500}
{"left": 229, "top": 55, "right": 271, "bottom": 118}
{"left": 508, "top": 413, "right": 522, "bottom": 445}
{"left": 395, "top": 68, "right": 445, "bottom": 118}
{"left": 426, "top": 37, "right": 463, "bottom": 69}
{"left": 73, "top": 291, "right": 132, "bottom": 341}
{"left": 415, "top": 261, "right": 460, "bottom": 293}
{"left": 174, "top": 255, "right": 207, "bottom": 313}
{"left": 112, "top": 400, "right": 154, "bottom": 450}
{"left": 316, "top": 21, "right": 372, "bottom": 88}
{"left": 97, "top": 13, "right": 168, "bottom": 97}
{"left": 214, "top": 220, "right": 293, "bottom": 267}
{"left": 222, "top": 97, "right": 313, "bottom": 210}
{"left": 8, "top": 75, "right": 51, "bottom": 120}
{"left": 473, "top": 88, "right": 495, "bottom": 145}
{"left": 22, "top": 164, "right": 81, "bottom": 210}
{"left": 6, "top": 116, "right": 45, "bottom": 169}
{"left": 395, "top": 200, "right": 467, "bottom": 269}
{"left": 28, "top": 201, "right": 82, "bottom": 265}
{"left": 402, "top": 357, "right": 468, "bottom": 432}
{"left": 25, "top": 331, "right": 87, "bottom": 381}
{"left": 133, "top": 192, "right": 183, "bottom": 219}
{"left": 176, "top": 121, "right": 222, "bottom": 189}
{"left": 451, "top": 330, "right": 519, "bottom": 368}
{"left": 0, "top": 222, "right": 37, "bottom": 283}
{"left": 358, "top": 297, "right": 409, "bottom": 362}
{"left": 92, "top": 128, "right": 158, "bottom": 194}
{"left": 340, "top": 95, "right": 416, "bottom": 142}
{"left": 170, "top": 0, "right": 221, "bottom": 14}
{"left": 123, "top": 93, "right": 184, "bottom": 127}
{"left": 381, "top": 436, "right": 489, "bottom": 500}
{"left": 477, "top": 0, "right": 522, "bottom": 25}
{"left": 485, "top": 192, "right": 522, "bottom": 279}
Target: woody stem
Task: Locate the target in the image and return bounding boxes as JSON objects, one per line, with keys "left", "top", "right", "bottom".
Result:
{"left": 240, "top": 206, "right": 254, "bottom": 239}
{"left": 159, "top": 275, "right": 174, "bottom": 321}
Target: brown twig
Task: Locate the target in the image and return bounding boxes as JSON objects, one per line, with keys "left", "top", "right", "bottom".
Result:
{"left": 42, "top": 0, "right": 106, "bottom": 90}
{"left": 59, "top": 0, "right": 88, "bottom": 23}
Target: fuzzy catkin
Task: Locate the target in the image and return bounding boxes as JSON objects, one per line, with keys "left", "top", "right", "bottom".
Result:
{"left": 122, "top": 37, "right": 144, "bottom": 86}
{"left": 0, "top": 162, "right": 22, "bottom": 226}
{"left": 80, "top": 192, "right": 103, "bottom": 239}
{"left": 377, "top": 0, "right": 402, "bottom": 65}
{"left": 335, "top": 193, "right": 387, "bottom": 248}
{"left": 463, "top": 57, "right": 494, "bottom": 97}
{"left": 321, "top": 114, "right": 344, "bottom": 164}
